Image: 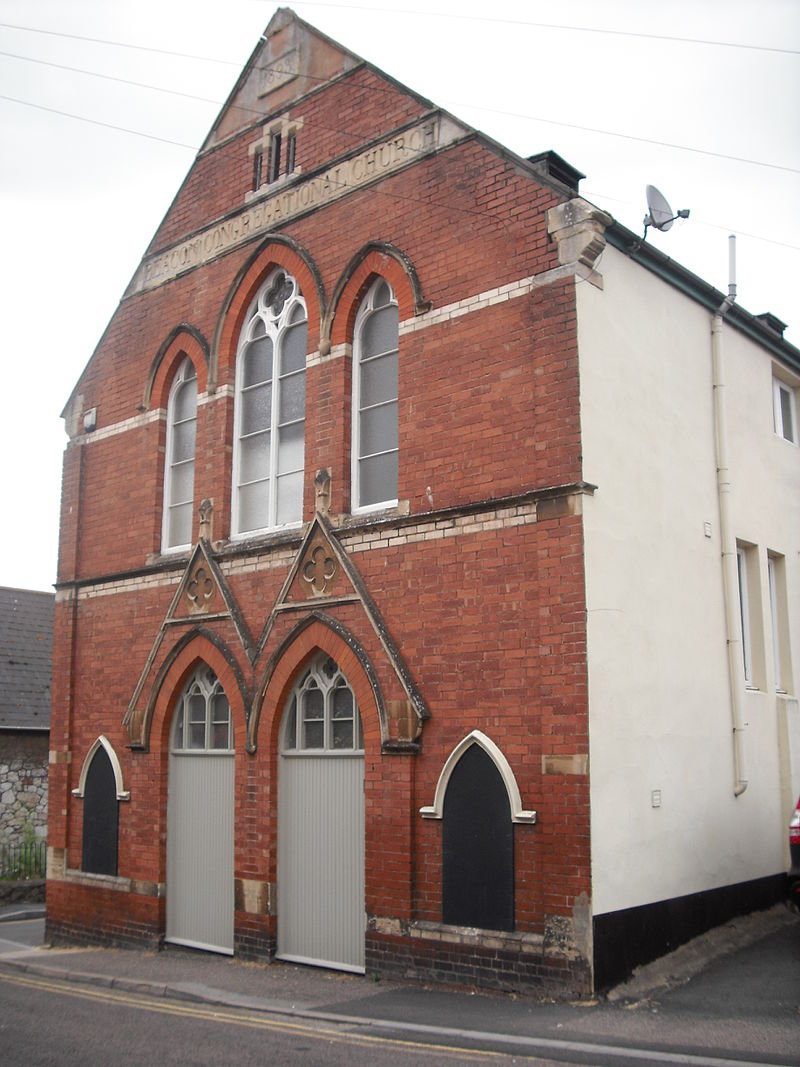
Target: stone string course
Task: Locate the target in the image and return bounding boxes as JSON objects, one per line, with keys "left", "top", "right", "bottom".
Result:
{"left": 60, "top": 501, "right": 539, "bottom": 604}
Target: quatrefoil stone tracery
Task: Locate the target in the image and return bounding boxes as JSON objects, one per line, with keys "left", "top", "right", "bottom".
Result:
{"left": 186, "top": 566, "right": 215, "bottom": 610}
{"left": 265, "top": 272, "right": 293, "bottom": 317}
{"left": 301, "top": 545, "right": 337, "bottom": 597}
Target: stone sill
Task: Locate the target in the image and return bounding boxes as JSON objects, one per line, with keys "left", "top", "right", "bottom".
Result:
{"left": 62, "top": 869, "right": 132, "bottom": 892}
{"left": 371, "top": 915, "right": 545, "bottom": 954}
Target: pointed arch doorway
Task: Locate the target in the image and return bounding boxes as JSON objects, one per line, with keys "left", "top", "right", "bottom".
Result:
{"left": 166, "top": 666, "right": 235, "bottom": 954}
{"left": 277, "top": 652, "right": 365, "bottom": 972}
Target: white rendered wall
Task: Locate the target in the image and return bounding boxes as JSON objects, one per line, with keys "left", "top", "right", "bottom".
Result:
{"left": 577, "top": 245, "right": 800, "bottom": 917}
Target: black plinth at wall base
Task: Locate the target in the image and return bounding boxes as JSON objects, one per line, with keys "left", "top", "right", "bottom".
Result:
{"left": 593, "top": 873, "right": 785, "bottom": 991}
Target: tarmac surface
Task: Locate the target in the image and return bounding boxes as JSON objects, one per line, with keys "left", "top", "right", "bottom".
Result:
{"left": 1, "top": 901, "right": 798, "bottom": 1065}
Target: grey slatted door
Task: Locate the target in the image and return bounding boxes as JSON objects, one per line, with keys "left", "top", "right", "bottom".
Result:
{"left": 278, "top": 753, "right": 365, "bottom": 971}
{"left": 167, "top": 753, "right": 234, "bottom": 953}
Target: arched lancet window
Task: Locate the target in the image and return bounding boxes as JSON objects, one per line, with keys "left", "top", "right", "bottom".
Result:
{"left": 81, "top": 744, "right": 120, "bottom": 876}
{"left": 352, "top": 277, "right": 398, "bottom": 511}
{"left": 171, "top": 666, "right": 233, "bottom": 752}
{"left": 232, "top": 268, "right": 307, "bottom": 536}
{"left": 282, "top": 653, "right": 363, "bottom": 753}
{"left": 162, "top": 357, "right": 197, "bottom": 552}
{"left": 442, "top": 743, "right": 514, "bottom": 932}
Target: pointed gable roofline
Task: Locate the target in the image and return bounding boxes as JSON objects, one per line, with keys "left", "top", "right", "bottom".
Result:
{"left": 200, "top": 7, "right": 364, "bottom": 153}
{"left": 60, "top": 8, "right": 799, "bottom": 426}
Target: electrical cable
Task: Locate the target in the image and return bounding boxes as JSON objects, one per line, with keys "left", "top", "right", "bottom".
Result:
{"left": 287, "top": 2, "right": 800, "bottom": 56}
{"left": 2, "top": 49, "right": 797, "bottom": 177}
{"left": 0, "top": 93, "right": 197, "bottom": 148}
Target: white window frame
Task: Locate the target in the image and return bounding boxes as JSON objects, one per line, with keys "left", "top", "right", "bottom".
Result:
{"left": 736, "top": 546, "right": 754, "bottom": 687}
{"left": 768, "top": 553, "right": 794, "bottom": 695}
{"left": 171, "top": 666, "right": 233, "bottom": 754}
{"left": 768, "top": 556, "right": 783, "bottom": 692}
{"left": 162, "top": 358, "right": 197, "bottom": 553}
{"left": 232, "top": 269, "right": 307, "bottom": 537}
{"left": 281, "top": 653, "right": 363, "bottom": 755}
{"left": 772, "top": 376, "right": 797, "bottom": 444}
{"left": 351, "top": 277, "right": 399, "bottom": 514}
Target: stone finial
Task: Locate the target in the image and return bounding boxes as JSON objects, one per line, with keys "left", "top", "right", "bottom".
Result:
{"left": 198, "top": 498, "right": 214, "bottom": 542}
{"left": 314, "top": 469, "right": 332, "bottom": 516}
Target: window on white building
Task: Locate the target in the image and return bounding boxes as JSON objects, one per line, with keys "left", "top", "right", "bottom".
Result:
{"left": 736, "top": 542, "right": 765, "bottom": 690}
{"left": 768, "top": 553, "right": 794, "bottom": 694}
{"left": 352, "top": 278, "right": 399, "bottom": 511}
{"left": 162, "top": 358, "right": 197, "bottom": 552}
{"left": 232, "top": 269, "right": 307, "bottom": 536}
{"left": 773, "top": 376, "right": 797, "bottom": 443}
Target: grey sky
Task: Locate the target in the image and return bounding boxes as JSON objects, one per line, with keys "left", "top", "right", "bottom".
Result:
{"left": 2, "top": 0, "right": 797, "bottom": 590}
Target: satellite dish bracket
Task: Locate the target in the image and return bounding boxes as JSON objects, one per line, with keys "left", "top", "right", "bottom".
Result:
{"left": 636, "top": 184, "right": 690, "bottom": 246}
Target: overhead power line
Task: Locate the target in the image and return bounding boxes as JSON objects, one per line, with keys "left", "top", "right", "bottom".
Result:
{"left": 1, "top": 9, "right": 798, "bottom": 64}
{"left": 0, "top": 49, "right": 222, "bottom": 105}
{"left": 0, "top": 94, "right": 196, "bottom": 148}
{"left": 287, "top": 1, "right": 800, "bottom": 56}
{"left": 3, "top": 89, "right": 796, "bottom": 260}
{"left": 583, "top": 188, "right": 800, "bottom": 253}
{"left": 0, "top": 21, "right": 240, "bottom": 64}
{"left": 3, "top": 49, "right": 798, "bottom": 178}
{"left": 462, "top": 103, "right": 800, "bottom": 176}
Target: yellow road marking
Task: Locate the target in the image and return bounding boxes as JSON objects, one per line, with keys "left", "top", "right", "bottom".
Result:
{"left": 0, "top": 970, "right": 509, "bottom": 1062}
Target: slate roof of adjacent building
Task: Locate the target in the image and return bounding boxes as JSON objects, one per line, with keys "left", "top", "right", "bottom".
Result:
{"left": 0, "top": 587, "right": 54, "bottom": 731}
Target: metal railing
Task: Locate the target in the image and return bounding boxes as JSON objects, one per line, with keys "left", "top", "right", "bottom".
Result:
{"left": 0, "top": 840, "right": 47, "bottom": 880}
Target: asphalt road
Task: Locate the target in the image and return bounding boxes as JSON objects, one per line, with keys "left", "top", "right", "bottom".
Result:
{"left": 0, "top": 965, "right": 568, "bottom": 1067}
{"left": 0, "top": 912, "right": 797, "bottom": 1066}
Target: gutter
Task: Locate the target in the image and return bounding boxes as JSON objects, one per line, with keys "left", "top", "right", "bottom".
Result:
{"left": 606, "top": 223, "right": 800, "bottom": 374}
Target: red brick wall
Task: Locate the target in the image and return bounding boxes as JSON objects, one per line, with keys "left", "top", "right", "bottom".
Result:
{"left": 50, "top": 55, "right": 591, "bottom": 993}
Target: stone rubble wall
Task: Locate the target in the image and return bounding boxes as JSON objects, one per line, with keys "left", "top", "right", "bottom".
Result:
{"left": 0, "top": 732, "right": 49, "bottom": 846}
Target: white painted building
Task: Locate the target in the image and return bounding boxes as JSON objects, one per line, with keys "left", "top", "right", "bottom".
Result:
{"left": 562, "top": 207, "right": 800, "bottom": 979}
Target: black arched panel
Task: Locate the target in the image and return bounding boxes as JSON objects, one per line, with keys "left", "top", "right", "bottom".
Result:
{"left": 82, "top": 747, "right": 119, "bottom": 876}
{"left": 442, "top": 743, "right": 514, "bottom": 931}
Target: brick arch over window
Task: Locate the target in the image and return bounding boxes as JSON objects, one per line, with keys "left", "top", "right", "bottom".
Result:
{"left": 327, "top": 243, "right": 428, "bottom": 348}
{"left": 248, "top": 614, "right": 385, "bottom": 755}
{"left": 143, "top": 325, "right": 210, "bottom": 412}
{"left": 140, "top": 630, "right": 249, "bottom": 754}
{"left": 212, "top": 236, "right": 324, "bottom": 388}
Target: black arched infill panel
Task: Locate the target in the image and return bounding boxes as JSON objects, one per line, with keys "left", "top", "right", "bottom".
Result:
{"left": 81, "top": 746, "right": 119, "bottom": 876}
{"left": 442, "top": 743, "right": 514, "bottom": 932}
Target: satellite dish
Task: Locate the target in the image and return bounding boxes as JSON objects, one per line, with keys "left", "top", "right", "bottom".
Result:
{"left": 645, "top": 185, "right": 675, "bottom": 231}
{"left": 641, "top": 185, "right": 690, "bottom": 241}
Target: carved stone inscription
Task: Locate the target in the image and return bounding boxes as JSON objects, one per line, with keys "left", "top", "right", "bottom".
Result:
{"left": 259, "top": 48, "right": 299, "bottom": 96}
{"left": 128, "top": 116, "right": 457, "bottom": 296}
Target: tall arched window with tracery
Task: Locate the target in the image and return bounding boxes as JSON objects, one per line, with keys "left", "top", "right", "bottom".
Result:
{"left": 162, "top": 357, "right": 197, "bottom": 552}
{"left": 232, "top": 268, "right": 307, "bottom": 535}
{"left": 352, "top": 277, "right": 399, "bottom": 511}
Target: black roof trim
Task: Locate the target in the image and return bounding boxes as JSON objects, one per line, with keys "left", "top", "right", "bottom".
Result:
{"left": 607, "top": 222, "right": 800, "bottom": 373}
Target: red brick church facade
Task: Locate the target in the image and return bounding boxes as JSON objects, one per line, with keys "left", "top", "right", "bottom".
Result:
{"left": 48, "top": 9, "right": 594, "bottom": 995}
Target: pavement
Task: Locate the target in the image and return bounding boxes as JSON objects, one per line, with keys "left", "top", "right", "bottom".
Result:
{"left": 0, "top": 901, "right": 798, "bottom": 1063}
